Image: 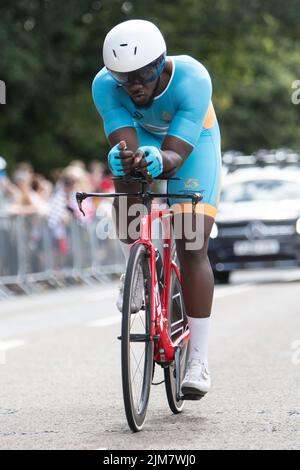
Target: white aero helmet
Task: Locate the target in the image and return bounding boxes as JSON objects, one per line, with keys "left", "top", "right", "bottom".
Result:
{"left": 103, "top": 19, "right": 167, "bottom": 73}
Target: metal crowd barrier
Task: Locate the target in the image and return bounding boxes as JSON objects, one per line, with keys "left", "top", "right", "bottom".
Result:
{"left": 0, "top": 214, "right": 125, "bottom": 298}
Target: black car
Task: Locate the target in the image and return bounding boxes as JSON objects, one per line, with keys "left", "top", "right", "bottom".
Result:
{"left": 209, "top": 165, "right": 300, "bottom": 284}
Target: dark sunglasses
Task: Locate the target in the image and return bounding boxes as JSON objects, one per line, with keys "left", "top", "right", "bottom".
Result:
{"left": 108, "top": 55, "right": 166, "bottom": 85}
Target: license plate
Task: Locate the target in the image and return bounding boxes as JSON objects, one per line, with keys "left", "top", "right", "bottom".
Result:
{"left": 233, "top": 240, "right": 280, "bottom": 256}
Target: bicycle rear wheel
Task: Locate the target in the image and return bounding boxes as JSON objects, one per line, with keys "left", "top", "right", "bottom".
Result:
{"left": 164, "top": 269, "right": 189, "bottom": 413}
{"left": 121, "top": 243, "right": 154, "bottom": 432}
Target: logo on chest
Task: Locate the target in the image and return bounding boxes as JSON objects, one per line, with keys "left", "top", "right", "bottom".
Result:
{"left": 133, "top": 111, "right": 144, "bottom": 120}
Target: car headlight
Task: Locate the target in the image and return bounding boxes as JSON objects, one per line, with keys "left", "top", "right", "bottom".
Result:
{"left": 296, "top": 218, "right": 300, "bottom": 235}
{"left": 210, "top": 223, "right": 219, "bottom": 239}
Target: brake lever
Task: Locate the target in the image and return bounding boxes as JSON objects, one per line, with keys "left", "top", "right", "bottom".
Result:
{"left": 76, "top": 192, "right": 86, "bottom": 217}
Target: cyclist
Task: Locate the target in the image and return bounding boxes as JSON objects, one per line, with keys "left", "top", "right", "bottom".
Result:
{"left": 92, "top": 20, "right": 222, "bottom": 398}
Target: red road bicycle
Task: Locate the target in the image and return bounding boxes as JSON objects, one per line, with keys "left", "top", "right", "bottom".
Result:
{"left": 76, "top": 173, "right": 202, "bottom": 432}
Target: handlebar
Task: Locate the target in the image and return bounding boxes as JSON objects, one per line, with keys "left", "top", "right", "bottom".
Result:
{"left": 76, "top": 169, "right": 203, "bottom": 217}
{"left": 76, "top": 188, "right": 203, "bottom": 217}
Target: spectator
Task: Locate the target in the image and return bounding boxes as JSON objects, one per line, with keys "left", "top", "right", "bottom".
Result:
{"left": 0, "top": 157, "right": 24, "bottom": 214}
{"left": 32, "top": 174, "right": 53, "bottom": 202}
{"left": 89, "top": 160, "right": 105, "bottom": 192}
{"left": 99, "top": 167, "right": 114, "bottom": 194}
{"left": 10, "top": 168, "right": 48, "bottom": 216}
{"left": 69, "top": 160, "right": 86, "bottom": 171}
{"left": 50, "top": 168, "right": 64, "bottom": 186}
{"left": 62, "top": 164, "right": 94, "bottom": 219}
{"left": 0, "top": 156, "right": 12, "bottom": 213}
{"left": 16, "top": 162, "right": 34, "bottom": 178}
{"left": 48, "top": 165, "right": 94, "bottom": 255}
{"left": 95, "top": 167, "right": 114, "bottom": 218}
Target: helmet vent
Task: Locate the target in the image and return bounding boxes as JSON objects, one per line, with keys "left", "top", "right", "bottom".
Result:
{"left": 113, "top": 49, "right": 117, "bottom": 58}
{"left": 120, "top": 43, "right": 128, "bottom": 47}
{"left": 134, "top": 46, "right": 137, "bottom": 55}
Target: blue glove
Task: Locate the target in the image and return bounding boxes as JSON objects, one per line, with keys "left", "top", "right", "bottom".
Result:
{"left": 108, "top": 143, "right": 125, "bottom": 176}
{"left": 138, "top": 146, "right": 163, "bottom": 178}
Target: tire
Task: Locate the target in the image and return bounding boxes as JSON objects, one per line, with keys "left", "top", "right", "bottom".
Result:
{"left": 164, "top": 269, "right": 189, "bottom": 414}
{"left": 121, "top": 244, "right": 154, "bottom": 432}
{"left": 214, "top": 271, "right": 231, "bottom": 284}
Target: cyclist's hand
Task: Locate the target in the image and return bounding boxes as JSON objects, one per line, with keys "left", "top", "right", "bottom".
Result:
{"left": 108, "top": 140, "right": 134, "bottom": 176}
{"left": 133, "top": 146, "right": 163, "bottom": 178}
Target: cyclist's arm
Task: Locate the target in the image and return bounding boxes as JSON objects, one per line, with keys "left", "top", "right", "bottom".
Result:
{"left": 108, "top": 127, "right": 138, "bottom": 153}
{"left": 107, "top": 128, "right": 140, "bottom": 174}
{"left": 93, "top": 72, "right": 139, "bottom": 172}
{"left": 92, "top": 70, "right": 136, "bottom": 149}
{"left": 108, "top": 129, "right": 191, "bottom": 176}
{"left": 160, "top": 136, "right": 193, "bottom": 175}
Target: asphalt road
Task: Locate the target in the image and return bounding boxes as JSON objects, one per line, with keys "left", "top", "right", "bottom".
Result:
{"left": 0, "top": 270, "right": 300, "bottom": 450}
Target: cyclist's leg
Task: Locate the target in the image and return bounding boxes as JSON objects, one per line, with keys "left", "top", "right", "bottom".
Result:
{"left": 168, "top": 124, "right": 221, "bottom": 378}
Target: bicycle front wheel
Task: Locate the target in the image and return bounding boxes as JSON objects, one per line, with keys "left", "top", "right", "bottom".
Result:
{"left": 121, "top": 243, "right": 154, "bottom": 432}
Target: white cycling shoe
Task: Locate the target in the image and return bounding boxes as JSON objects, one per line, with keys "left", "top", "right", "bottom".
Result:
{"left": 181, "top": 359, "right": 211, "bottom": 399}
{"left": 116, "top": 267, "right": 144, "bottom": 313}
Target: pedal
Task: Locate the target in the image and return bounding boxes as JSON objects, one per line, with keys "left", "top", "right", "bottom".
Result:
{"left": 182, "top": 394, "right": 203, "bottom": 401}
{"left": 181, "top": 387, "right": 205, "bottom": 400}
{"left": 118, "top": 335, "right": 159, "bottom": 342}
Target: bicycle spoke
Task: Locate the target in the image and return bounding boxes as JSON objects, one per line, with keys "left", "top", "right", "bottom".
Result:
{"left": 131, "top": 367, "right": 139, "bottom": 407}
{"left": 136, "top": 355, "right": 145, "bottom": 411}
{"left": 130, "top": 345, "right": 145, "bottom": 384}
{"left": 130, "top": 310, "right": 139, "bottom": 329}
{"left": 130, "top": 346, "right": 146, "bottom": 409}
{"left": 137, "top": 310, "right": 146, "bottom": 331}
{"left": 130, "top": 311, "right": 146, "bottom": 333}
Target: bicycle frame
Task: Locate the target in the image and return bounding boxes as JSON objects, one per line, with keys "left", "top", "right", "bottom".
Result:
{"left": 76, "top": 175, "right": 202, "bottom": 371}
{"left": 134, "top": 205, "right": 189, "bottom": 365}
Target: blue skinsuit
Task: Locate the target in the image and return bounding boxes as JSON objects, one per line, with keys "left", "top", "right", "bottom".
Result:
{"left": 92, "top": 55, "right": 222, "bottom": 218}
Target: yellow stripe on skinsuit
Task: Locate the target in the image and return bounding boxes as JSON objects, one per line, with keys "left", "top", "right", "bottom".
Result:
{"left": 204, "top": 102, "right": 216, "bottom": 129}
{"left": 171, "top": 202, "right": 217, "bottom": 219}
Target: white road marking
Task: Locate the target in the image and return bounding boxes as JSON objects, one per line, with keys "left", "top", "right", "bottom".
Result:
{"left": 0, "top": 339, "right": 27, "bottom": 351}
{"left": 282, "top": 273, "right": 300, "bottom": 282}
{"left": 0, "top": 340, "right": 27, "bottom": 365}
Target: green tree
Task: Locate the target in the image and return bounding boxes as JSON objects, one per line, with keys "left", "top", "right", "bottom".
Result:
{"left": 0, "top": 0, "right": 299, "bottom": 174}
